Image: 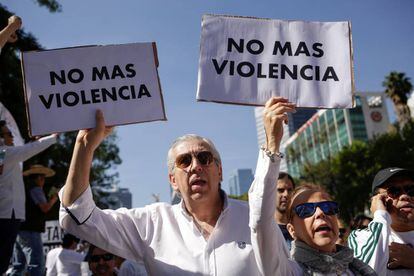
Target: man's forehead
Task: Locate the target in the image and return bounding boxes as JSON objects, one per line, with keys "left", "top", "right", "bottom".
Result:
{"left": 277, "top": 178, "right": 293, "bottom": 188}
{"left": 386, "top": 176, "right": 414, "bottom": 187}
{"left": 92, "top": 247, "right": 108, "bottom": 255}
{"left": 174, "top": 139, "right": 211, "bottom": 155}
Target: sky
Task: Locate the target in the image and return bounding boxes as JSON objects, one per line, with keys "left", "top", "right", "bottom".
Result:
{"left": 3, "top": 0, "right": 414, "bottom": 207}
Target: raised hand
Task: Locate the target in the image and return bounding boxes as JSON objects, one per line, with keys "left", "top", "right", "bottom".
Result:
{"left": 76, "top": 110, "right": 114, "bottom": 152}
{"left": 263, "top": 97, "right": 295, "bottom": 153}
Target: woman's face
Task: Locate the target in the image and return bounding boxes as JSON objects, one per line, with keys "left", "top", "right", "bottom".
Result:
{"left": 288, "top": 191, "right": 339, "bottom": 252}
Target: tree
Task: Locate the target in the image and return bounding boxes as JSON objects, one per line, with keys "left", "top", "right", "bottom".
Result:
{"left": 300, "top": 120, "right": 414, "bottom": 223}
{"left": 383, "top": 72, "right": 413, "bottom": 130}
{"left": 0, "top": 2, "right": 122, "bottom": 217}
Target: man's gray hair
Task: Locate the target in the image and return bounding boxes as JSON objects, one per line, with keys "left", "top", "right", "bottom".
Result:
{"left": 167, "top": 134, "right": 222, "bottom": 173}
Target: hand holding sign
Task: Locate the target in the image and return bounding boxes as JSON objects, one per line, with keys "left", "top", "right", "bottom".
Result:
{"left": 263, "top": 97, "right": 296, "bottom": 153}
{"left": 76, "top": 110, "right": 114, "bottom": 153}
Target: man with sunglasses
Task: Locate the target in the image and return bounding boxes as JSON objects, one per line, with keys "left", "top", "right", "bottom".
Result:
{"left": 87, "top": 245, "right": 116, "bottom": 276}
{"left": 59, "top": 97, "right": 295, "bottom": 275}
{"left": 0, "top": 121, "right": 57, "bottom": 274}
{"left": 349, "top": 167, "right": 414, "bottom": 275}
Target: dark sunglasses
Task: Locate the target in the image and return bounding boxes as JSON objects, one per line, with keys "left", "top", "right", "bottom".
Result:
{"left": 89, "top": 253, "right": 114, "bottom": 263}
{"left": 387, "top": 184, "right": 414, "bottom": 198}
{"left": 175, "top": 151, "right": 214, "bottom": 169}
{"left": 294, "top": 201, "right": 339, "bottom": 218}
{"left": 0, "top": 131, "right": 13, "bottom": 138}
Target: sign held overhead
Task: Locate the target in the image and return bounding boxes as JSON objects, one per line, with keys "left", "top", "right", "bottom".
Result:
{"left": 197, "top": 14, "right": 355, "bottom": 108}
{"left": 22, "top": 42, "right": 166, "bottom": 136}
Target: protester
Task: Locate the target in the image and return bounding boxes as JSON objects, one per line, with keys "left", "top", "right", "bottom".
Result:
{"left": 86, "top": 245, "right": 116, "bottom": 276}
{"left": 0, "top": 120, "right": 57, "bottom": 274}
{"left": 59, "top": 97, "right": 294, "bottom": 275}
{"left": 336, "top": 218, "right": 350, "bottom": 246}
{"left": 348, "top": 167, "right": 414, "bottom": 275}
{"left": 0, "top": 15, "right": 21, "bottom": 53}
{"left": 45, "top": 233, "right": 85, "bottom": 276}
{"left": 274, "top": 171, "right": 295, "bottom": 250}
{"left": 350, "top": 213, "right": 372, "bottom": 231}
{"left": 12, "top": 164, "right": 59, "bottom": 275}
{"left": 114, "top": 256, "right": 147, "bottom": 276}
{"left": 249, "top": 181, "right": 376, "bottom": 275}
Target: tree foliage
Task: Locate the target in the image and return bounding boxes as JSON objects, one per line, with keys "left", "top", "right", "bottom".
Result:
{"left": 300, "top": 120, "right": 414, "bottom": 223}
{"left": 383, "top": 72, "right": 413, "bottom": 130}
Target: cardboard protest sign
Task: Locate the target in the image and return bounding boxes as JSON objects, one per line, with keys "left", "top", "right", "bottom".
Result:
{"left": 197, "top": 15, "right": 355, "bottom": 108}
{"left": 22, "top": 42, "right": 166, "bottom": 136}
{"left": 42, "top": 220, "right": 64, "bottom": 253}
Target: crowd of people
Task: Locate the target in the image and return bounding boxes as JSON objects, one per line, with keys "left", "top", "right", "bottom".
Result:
{"left": 1, "top": 13, "right": 414, "bottom": 276}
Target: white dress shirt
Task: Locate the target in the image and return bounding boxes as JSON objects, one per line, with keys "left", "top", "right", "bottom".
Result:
{"left": 59, "top": 152, "right": 277, "bottom": 275}
{"left": 0, "top": 135, "right": 56, "bottom": 220}
{"left": 46, "top": 247, "right": 85, "bottom": 276}
{"left": 349, "top": 210, "right": 414, "bottom": 276}
{"left": 117, "top": 259, "right": 147, "bottom": 276}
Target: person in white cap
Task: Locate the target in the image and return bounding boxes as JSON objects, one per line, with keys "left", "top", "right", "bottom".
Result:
{"left": 348, "top": 167, "right": 414, "bottom": 275}
{"left": 12, "top": 164, "right": 58, "bottom": 276}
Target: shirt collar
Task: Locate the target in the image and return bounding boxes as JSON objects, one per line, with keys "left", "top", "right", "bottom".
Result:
{"left": 179, "top": 189, "right": 229, "bottom": 220}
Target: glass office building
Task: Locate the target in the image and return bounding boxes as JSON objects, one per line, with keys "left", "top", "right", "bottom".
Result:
{"left": 228, "top": 169, "right": 254, "bottom": 196}
{"left": 285, "top": 92, "right": 390, "bottom": 178}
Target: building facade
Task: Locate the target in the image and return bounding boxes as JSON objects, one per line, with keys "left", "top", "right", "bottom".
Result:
{"left": 228, "top": 169, "right": 254, "bottom": 196}
{"left": 285, "top": 92, "right": 390, "bottom": 178}
{"left": 255, "top": 107, "right": 317, "bottom": 172}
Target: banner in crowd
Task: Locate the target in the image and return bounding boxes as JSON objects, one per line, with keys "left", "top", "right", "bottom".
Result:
{"left": 197, "top": 14, "right": 355, "bottom": 108}
{"left": 42, "top": 220, "right": 64, "bottom": 254}
{"left": 22, "top": 43, "right": 166, "bottom": 136}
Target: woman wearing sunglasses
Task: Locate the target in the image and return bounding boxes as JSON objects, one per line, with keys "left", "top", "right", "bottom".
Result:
{"left": 249, "top": 182, "right": 376, "bottom": 275}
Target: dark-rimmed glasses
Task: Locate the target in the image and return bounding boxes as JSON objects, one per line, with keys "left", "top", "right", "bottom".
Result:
{"left": 0, "top": 131, "right": 13, "bottom": 138}
{"left": 89, "top": 253, "right": 114, "bottom": 263}
{"left": 387, "top": 184, "right": 414, "bottom": 198}
{"left": 175, "top": 151, "right": 214, "bottom": 169}
{"left": 294, "top": 201, "right": 339, "bottom": 219}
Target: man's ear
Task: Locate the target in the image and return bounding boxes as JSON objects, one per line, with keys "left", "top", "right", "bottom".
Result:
{"left": 218, "top": 164, "right": 223, "bottom": 182}
{"left": 287, "top": 223, "right": 296, "bottom": 240}
{"left": 169, "top": 173, "right": 179, "bottom": 192}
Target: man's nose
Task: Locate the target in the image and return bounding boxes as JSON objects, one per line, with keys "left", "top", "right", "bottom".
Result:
{"left": 189, "top": 155, "right": 203, "bottom": 172}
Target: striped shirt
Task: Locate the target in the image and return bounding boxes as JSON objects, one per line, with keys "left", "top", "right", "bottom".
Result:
{"left": 348, "top": 210, "right": 414, "bottom": 275}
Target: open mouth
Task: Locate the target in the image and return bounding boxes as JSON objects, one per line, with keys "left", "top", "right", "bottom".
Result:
{"left": 315, "top": 225, "right": 332, "bottom": 233}
{"left": 190, "top": 179, "right": 207, "bottom": 191}
{"left": 399, "top": 205, "right": 414, "bottom": 212}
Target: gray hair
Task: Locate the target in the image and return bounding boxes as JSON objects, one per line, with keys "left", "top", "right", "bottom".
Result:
{"left": 167, "top": 134, "right": 222, "bottom": 174}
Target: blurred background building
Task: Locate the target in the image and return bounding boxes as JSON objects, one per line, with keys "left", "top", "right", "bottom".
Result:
{"left": 255, "top": 92, "right": 391, "bottom": 178}
{"left": 228, "top": 168, "right": 254, "bottom": 196}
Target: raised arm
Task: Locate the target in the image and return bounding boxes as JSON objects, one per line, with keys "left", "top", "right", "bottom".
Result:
{"left": 59, "top": 111, "right": 150, "bottom": 262}
{"left": 62, "top": 110, "right": 113, "bottom": 206}
{"left": 348, "top": 193, "right": 392, "bottom": 274}
{"left": 249, "top": 97, "right": 298, "bottom": 276}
